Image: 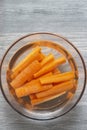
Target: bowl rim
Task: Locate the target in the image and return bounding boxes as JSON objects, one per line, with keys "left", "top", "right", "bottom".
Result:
{"left": 0, "top": 32, "right": 86, "bottom": 120}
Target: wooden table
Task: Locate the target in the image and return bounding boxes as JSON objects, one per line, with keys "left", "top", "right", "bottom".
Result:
{"left": 0, "top": 0, "right": 87, "bottom": 130}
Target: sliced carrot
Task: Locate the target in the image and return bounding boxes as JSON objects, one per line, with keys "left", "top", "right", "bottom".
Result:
{"left": 28, "top": 79, "right": 53, "bottom": 93}
{"left": 29, "top": 80, "right": 53, "bottom": 92}
{"left": 28, "top": 71, "right": 52, "bottom": 82}
{"left": 34, "top": 57, "right": 66, "bottom": 78}
{"left": 36, "top": 80, "right": 74, "bottom": 98}
{"left": 41, "top": 53, "right": 54, "bottom": 67}
{"left": 11, "top": 46, "right": 41, "bottom": 79}
{"left": 31, "top": 91, "right": 66, "bottom": 105}
{"left": 10, "top": 60, "right": 41, "bottom": 89}
{"left": 40, "top": 71, "right": 75, "bottom": 84}
{"left": 11, "top": 52, "right": 44, "bottom": 80}
{"left": 15, "top": 79, "right": 53, "bottom": 98}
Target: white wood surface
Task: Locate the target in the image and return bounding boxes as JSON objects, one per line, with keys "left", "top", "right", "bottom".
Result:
{"left": 0, "top": 0, "right": 87, "bottom": 130}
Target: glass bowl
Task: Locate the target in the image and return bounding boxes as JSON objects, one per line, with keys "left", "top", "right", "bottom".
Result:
{"left": 0, "top": 32, "right": 86, "bottom": 120}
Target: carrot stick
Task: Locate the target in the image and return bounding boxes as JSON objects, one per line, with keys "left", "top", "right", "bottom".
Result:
{"left": 10, "top": 60, "right": 41, "bottom": 89}
{"left": 11, "top": 46, "right": 41, "bottom": 79}
{"left": 15, "top": 79, "right": 53, "bottom": 98}
{"left": 34, "top": 57, "right": 66, "bottom": 78}
{"left": 36, "top": 80, "right": 74, "bottom": 98}
{"left": 11, "top": 52, "right": 43, "bottom": 80}
{"left": 41, "top": 53, "right": 54, "bottom": 67}
{"left": 28, "top": 79, "right": 53, "bottom": 93}
{"left": 28, "top": 71, "right": 52, "bottom": 82}
{"left": 31, "top": 91, "right": 66, "bottom": 105}
{"left": 40, "top": 71, "right": 75, "bottom": 84}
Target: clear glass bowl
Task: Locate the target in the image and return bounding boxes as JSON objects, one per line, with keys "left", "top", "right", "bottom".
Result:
{"left": 0, "top": 32, "right": 86, "bottom": 120}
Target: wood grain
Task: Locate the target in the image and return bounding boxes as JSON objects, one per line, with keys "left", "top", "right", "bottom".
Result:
{"left": 0, "top": 0, "right": 87, "bottom": 130}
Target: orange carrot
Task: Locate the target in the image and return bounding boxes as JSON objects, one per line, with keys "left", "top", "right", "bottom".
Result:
{"left": 52, "top": 68, "right": 61, "bottom": 74}
{"left": 31, "top": 91, "right": 66, "bottom": 105}
{"left": 29, "top": 94, "right": 37, "bottom": 100}
{"left": 34, "top": 57, "right": 66, "bottom": 78}
{"left": 29, "top": 72, "right": 53, "bottom": 100}
{"left": 10, "top": 60, "right": 41, "bottom": 89}
{"left": 38, "top": 72, "right": 52, "bottom": 79}
{"left": 52, "top": 68, "right": 61, "bottom": 85}
{"left": 28, "top": 72, "right": 53, "bottom": 98}
{"left": 29, "top": 79, "right": 53, "bottom": 93}
{"left": 15, "top": 79, "right": 53, "bottom": 98}
{"left": 36, "top": 80, "right": 74, "bottom": 98}
{"left": 41, "top": 53, "right": 54, "bottom": 67}
{"left": 38, "top": 52, "right": 45, "bottom": 62}
{"left": 28, "top": 71, "right": 52, "bottom": 81}
{"left": 40, "top": 71, "right": 75, "bottom": 84}
{"left": 11, "top": 46, "right": 41, "bottom": 79}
